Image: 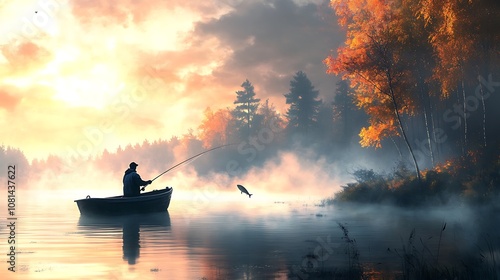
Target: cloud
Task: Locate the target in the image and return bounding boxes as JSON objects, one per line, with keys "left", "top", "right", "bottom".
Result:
{"left": 0, "top": 0, "right": 346, "bottom": 160}
{"left": 1, "top": 41, "right": 53, "bottom": 74}
{"left": 70, "top": 0, "right": 223, "bottom": 26}
{"left": 194, "top": 0, "right": 343, "bottom": 105}
{"left": 70, "top": 0, "right": 170, "bottom": 26}
{"left": 0, "top": 88, "right": 23, "bottom": 111}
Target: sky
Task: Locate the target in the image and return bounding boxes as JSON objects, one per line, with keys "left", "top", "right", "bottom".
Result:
{"left": 0, "top": 0, "right": 343, "bottom": 161}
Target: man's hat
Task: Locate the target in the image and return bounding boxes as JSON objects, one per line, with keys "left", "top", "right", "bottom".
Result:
{"left": 129, "top": 162, "right": 138, "bottom": 168}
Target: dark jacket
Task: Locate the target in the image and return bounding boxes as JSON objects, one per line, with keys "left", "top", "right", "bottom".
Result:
{"left": 123, "top": 168, "right": 149, "bottom": 197}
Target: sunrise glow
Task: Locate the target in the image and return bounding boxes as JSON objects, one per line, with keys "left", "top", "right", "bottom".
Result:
{"left": 1, "top": 1, "right": 499, "bottom": 279}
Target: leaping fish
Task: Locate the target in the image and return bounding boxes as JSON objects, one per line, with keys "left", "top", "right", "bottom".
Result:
{"left": 237, "top": 184, "right": 252, "bottom": 198}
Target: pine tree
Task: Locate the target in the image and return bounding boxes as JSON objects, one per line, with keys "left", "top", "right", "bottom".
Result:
{"left": 332, "top": 80, "right": 366, "bottom": 146}
{"left": 284, "top": 71, "right": 322, "bottom": 134}
{"left": 233, "top": 79, "right": 260, "bottom": 139}
{"left": 259, "top": 99, "right": 285, "bottom": 130}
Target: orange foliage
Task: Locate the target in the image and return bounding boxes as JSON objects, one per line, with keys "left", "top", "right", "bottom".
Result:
{"left": 359, "top": 119, "right": 396, "bottom": 148}
{"left": 417, "top": 0, "right": 500, "bottom": 97}
{"left": 198, "top": 107, "right": 234, "bottom": 148}
{"left": 325, "top": 0, "right": 417, "bottom": 148}
{"left": 433, "top": 160, "right": 454, "bottom": 174}
{"left": 327, "top": 0, "right": 499, "bottom": 150}
{"left": 326, "top": 0, "right": 499, "bottom": 153}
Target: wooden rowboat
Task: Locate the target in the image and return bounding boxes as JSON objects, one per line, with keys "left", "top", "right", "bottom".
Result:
{"left": 74, "top": 187, "right": 173, "bottom": 216}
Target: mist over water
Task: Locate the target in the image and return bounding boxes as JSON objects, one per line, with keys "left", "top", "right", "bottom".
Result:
{"left": 2, "top": 116, "right": 499, "bottom": 279}
{"left": 2, "top": 174, "right": 499, "bottom": 279}
{"left": 27, "top": 149, "right": 350, "bottom": 200}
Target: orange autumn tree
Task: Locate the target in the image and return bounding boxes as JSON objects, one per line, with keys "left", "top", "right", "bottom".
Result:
{"left": 418, "top": 0, "right": 499, "bottom": 96}
{"left": 418, "top": 0, "right": 500, "bottom": 151}
{"left": 198, "top": 107, "right": 235, "bottom": 149}
{"left": 325, "top": 0, "right": 422, "bottom": 180}
{"left": 418, "top": 0, "right": 476, "bottom": 153}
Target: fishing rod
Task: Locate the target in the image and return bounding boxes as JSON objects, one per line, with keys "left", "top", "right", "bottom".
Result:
{"left": 141, "top": 143, "right": 236, "bottom": 190}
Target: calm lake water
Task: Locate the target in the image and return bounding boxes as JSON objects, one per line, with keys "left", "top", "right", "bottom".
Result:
{"left": 1, "top": 188, "right": 499, "bottom": 279}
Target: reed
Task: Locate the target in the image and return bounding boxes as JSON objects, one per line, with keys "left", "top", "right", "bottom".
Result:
{"left": 385, "top": 225, "right": 499, "bottom": 280}
{"left": 337, "top": 222, "right": 360, "bottom": 275}
{"left": 436, "top": 222, "right": 446, "bottom": 265}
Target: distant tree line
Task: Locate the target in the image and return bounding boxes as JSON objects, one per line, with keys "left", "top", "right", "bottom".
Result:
{"left": 0, "top": 146, "right": 30, "bottom": 184}
{"left": 7, "top": 69, "right": 376, "bottom": 186}
{"left": 199, "top": 71, "right": 333, "bottom": 148}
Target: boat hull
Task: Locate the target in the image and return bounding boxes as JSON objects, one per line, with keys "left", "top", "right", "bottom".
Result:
{"left": 74, "top": 187, "right": 173, "bottom": 216}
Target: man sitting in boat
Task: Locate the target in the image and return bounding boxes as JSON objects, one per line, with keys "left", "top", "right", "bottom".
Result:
{"left": 123, "top": 162, "right": 152, "bottom": 197}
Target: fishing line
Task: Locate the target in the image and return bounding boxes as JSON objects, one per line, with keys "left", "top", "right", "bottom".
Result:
{"left": 142, "top": 143, "right": 237, "bottom": 190}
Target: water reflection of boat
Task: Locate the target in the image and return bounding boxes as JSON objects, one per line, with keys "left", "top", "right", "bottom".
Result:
{"left": 78, "top": 212, "right": 171, "bottom": 265}
{"left": 74, "top": 187, "right": 173, "bottom": 216}
{"left": 77, "top": 212, "right": 171, "bottom": 228}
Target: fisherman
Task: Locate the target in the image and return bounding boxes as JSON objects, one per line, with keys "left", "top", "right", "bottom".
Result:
{"left": 123, "top": 162, "right": 152, "bottom": 197}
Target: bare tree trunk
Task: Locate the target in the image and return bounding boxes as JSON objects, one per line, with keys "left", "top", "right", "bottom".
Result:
{"left": 390, "top": 136, "right": 403, "bottom": 159}
{"left": 461, "top": 80, "right": 468, "bottom": 153}
{"left": 455, "top": 89, "right": 465, "bottom": 156}
{"left": 478, "top": 79, "right": 487, "bottom": 147}
{"left": 387, "top": 77, "right": 421, "bottom": 181}
{"left": 430, "top": 101, "right": 440, "bottom": 163}
{"left": 423, "top": 95, "right": 435, "bottom": 167}
{"left": 412, "top": 50, "right": 435, "bottom": 167}
{"left": 392, "top": 96, "right": 421, "bottom": 180}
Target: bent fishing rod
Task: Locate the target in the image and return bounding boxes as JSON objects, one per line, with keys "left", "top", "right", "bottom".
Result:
{"left": 141, "top": 143, "right": 236, "bottom": 191}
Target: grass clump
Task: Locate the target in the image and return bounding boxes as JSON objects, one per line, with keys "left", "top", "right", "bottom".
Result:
{"left": 386, "top": 225, "right": 499, "bottom": 280}
{"left": 327, "top": 155, "right": 500, "bottom": 207}
{"left": 294, "top": 223, "right": 499, "bottom": 280}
